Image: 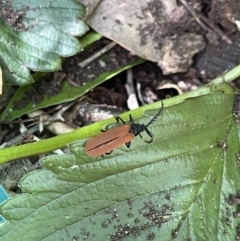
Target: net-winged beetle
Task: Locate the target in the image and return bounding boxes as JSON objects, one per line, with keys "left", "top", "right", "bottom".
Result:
{"left": 85, "top": 100, "right": 164, "bottom": 156}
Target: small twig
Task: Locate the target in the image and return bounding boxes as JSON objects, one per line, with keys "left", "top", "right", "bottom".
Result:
{"left": 0, "top": 124, "right": 40, "bottom": 149}
{"left": 198, "top": 14, "right": 232, "bottom": 44}
{"left": 48, "top": 101, "right": 77, "bottom": 123}
{"left": 179, "top": 0, "right": 232, "bottom": 44}
{"left": 179, "top": 0, "right": 211, "bottom": 32}
{"left": 26, "top": 101, "right": 77, "bottom": 129}
{"left": 29, "top": 111, "right": 74, "bottom": 135}
{"left": 67, "top": 78, "right": 80, "bottom": 87}
{"left": 125, "top": 68, "right": 139, "bottom": 110}
{"left": 78, "top": 42, "right": 117, "bottom": 68}
{"left": 0, "top": 105, "right": 63, "bottom": 125}
{"left": 136, "top": 82, "right": 145, "bottom": 105}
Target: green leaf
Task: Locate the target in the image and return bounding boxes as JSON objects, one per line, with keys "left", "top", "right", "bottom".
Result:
{"left": 0, "top": 84, "right": 239, "bottom": 240}
{"left": 0, "top": 0, "right": 88, "bottom": 85}
{"left": 0, "top": 57, "right": 144, "bottom": 121}
{"left": 0, "top": 31, "right": 103, "bottom": 121}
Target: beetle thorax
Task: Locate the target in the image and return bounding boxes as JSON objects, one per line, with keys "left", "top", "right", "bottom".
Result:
{"left": 130, "top": 123, "right": 145, "bottom": 136}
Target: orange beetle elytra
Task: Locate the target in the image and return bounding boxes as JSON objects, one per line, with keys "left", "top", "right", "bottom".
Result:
{"left": 85, "top": 100, "right": 164, "bottom": 157}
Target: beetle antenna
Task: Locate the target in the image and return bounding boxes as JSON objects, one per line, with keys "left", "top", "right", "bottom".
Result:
{"left": 145, "top": 100, "right": 164, "bottom": 128}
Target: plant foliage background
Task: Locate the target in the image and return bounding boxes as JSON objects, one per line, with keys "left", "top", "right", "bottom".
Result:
{"left": 0, "top": 84, "right": 239, "bottom": 241}
{"left": 0, "top": 0, "right": 88, "bottom": 85}
{"left": 0, "top": 1, "right": 240, "bottom": 240}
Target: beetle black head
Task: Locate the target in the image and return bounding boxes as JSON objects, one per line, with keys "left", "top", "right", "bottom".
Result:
{"left": 115, "top": 100, "right": 164, "bottom": 144}
{"left": 129, "top": 100, "right": 164, "bottom": 143}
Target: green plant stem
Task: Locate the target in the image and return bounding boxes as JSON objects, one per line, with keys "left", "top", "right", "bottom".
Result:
{"left": 0, "top": 64, "right": 240, "bottom": 164}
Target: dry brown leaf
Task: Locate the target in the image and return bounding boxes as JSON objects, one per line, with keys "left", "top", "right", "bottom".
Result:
{"left": 83, "top": 0, "right": 206, "bottom": 74}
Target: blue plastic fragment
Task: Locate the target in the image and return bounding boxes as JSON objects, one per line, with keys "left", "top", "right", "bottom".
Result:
{"left": 0, "top": 185, "right": 9, "bottom": 222}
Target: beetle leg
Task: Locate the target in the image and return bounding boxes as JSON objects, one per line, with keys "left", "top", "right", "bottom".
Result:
{"left": 139, "top": 133, "right": 143, "bottom": 138}
{"left": 144, "top": 127, "right": 153, "bottom": 143}
{"left": 129, "top": 114, "right": 135, "bottom": 124}
{"left": 102, "top": 151, "right": 113, "bottom": 157}
{"left": 126, "top": 141, "right": 131, "bottom": 148}
{"left": 115, "top": 116, "right": 125, "bottom": 124}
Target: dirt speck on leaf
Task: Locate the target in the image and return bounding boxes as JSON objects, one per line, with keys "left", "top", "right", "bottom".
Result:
{"left": 0, "top": 0, "right": 29, "bottom": 30}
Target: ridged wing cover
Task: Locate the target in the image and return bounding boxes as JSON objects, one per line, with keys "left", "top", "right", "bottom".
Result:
{"left": 85, "top": 125, "right": 135, "bottom": 156}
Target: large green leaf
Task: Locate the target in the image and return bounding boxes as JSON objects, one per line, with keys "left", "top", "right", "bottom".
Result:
{"left": 0, "top": 84, "right": 239, "bottom": 240}
{"left": 0, "top": 0, "right": 88, "bottom": 85}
